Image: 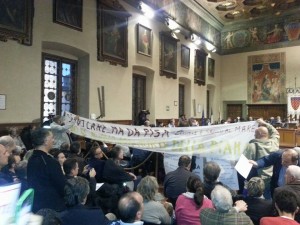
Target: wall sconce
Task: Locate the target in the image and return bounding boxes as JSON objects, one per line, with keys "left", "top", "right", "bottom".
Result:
{"left": 140, "top": 2, "right": 155, "bottom": 18}
{"left": 205, "top": 41, "right": 216, "bottom": 52}
{"left": 191, "top": 33, "right": 201, "bottom": 45}
{"left": 165, "top": 17, "right": 180, "bottom": 31}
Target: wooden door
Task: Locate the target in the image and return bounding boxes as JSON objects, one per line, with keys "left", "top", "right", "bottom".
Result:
{"left": 227, "top": 104, "right": 242, "bottom": 120}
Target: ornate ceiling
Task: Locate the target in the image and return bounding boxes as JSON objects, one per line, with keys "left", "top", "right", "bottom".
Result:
{"left": 194, "top": 0, "right": 300, "bottom": 27}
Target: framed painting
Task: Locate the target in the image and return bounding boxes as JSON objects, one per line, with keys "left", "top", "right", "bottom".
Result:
{"left": 181, "top": 44, "right": 190, "bottom": 69}
{"left": 160, "top": 32, "right": 178, "bottom": 79}
{"left": 247, "top": 52, "right": 286, "bottom": 104}
{"left": 0, "top": 0, "right": 33, "bottom": 45}
{"left": 137, "top": 24, "right": 152, "bottom": 57}
{"left": 97, "top": 0, "right": 131, "bottom": 67}
{"left": 208, "top": 58, "right": 215, "bottom": 77}
{"left": 194, "top": 49, "right": 207, "bottom": 85}
{"left": 53, "top": 0, "right": 83, "bottom": 31}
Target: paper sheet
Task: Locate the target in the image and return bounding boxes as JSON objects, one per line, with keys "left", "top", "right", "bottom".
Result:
{"left": 234, "top": 154, "right": 253, "bottom": 179}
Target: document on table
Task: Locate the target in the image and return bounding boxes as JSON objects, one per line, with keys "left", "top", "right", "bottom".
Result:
{"left": 235, "top": 154, "right": 253, "bottom": 179}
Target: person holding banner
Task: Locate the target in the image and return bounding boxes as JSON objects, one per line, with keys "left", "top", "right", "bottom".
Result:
{"left": 102, "top": 145, "right": 138, "bottom": 191}
{"left": 50, "top": 115, "right": 80, "bottom": 149}
{"left": 242, "top": 118, "right": 279, "bottom": 199}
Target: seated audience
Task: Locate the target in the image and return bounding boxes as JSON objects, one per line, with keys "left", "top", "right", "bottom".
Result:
{"left": 60, "top": 176, "right": 110, "bottom": 225}
{"left": 27, "top": 128, "right": 66, "bottom": 212}
{"left": 260, "top": 188, "right": 299, "bottom": 225}
{"left": 0, "top": 135, "right": 16, "bottom": 154}
{"left": 20, "top": 124, "right": 36, "bottom": 151}
{"left": 102, "top": 145, "right": 137, "bottom": 190}
{"left": 36, "top": 208, "right": 62, "bottom": 225}
{"left": 243, "top": 177, "right": 273, "bottom": 225}
{"left": 1, "top": 153, "right": 20, "bottom": 181}
{"left": 63, "top": 158, "right": 97, "bottom": 206}
{"left": 60, "top": 142, "right": 70, "bottom": 156}
{"left": 15, "top": 160, "right": 29, "bottom": 195}
{"left": 273, "top": 165, "right": 300, "bottom": 222}
{"left": 164, "top": 155, "right": 195, "bottom": 207}
{"left": 0, "top": 143, "right": 12, "bottom": 184}
{"left": 175, "top": 176, "right": 213, "bottom": 225}
{"left": 168, "top": 119, "right": 175, "bottom": 128}
{"left": 69, "top": 141, "right": 86, "bottom": 175}
{"left": 8, "top": 126, "right": 26, "bottom": 150}
{"left": 200, "top": 185, "right": 252, "bottom": 225}
{"left": 137, "top": 176, "right": 173, "bottom": 224}
{"left": 49, "top": 148, "right": 66, "bottom": 174}
{"left": 110, "top": 192, "right": 144, "bottom": 225}
{"left": 203, "top": 161, "right": 236, "bottom": 199}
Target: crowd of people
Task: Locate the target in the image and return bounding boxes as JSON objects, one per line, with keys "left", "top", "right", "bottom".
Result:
{"left": 0, "top": 114, "right": 300, "bottom": 225}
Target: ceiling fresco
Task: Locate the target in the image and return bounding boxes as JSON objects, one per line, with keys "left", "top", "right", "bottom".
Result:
{"left": 194, "top": 0, "right": 300, "bottom": 26}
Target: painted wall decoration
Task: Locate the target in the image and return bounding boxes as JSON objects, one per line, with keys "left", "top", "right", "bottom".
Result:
{"left": 247, "top": 53, "right": 286, "bottom": 104}
{"left": 221, "top": 19, "right": 300, "bottom": 54}
{"left": 142, "top": 0, "right": 221, "bottom": 47}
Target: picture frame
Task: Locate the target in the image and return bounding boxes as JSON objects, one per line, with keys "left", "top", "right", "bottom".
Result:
{"left": 208, "top": 58, "right": 215, "bottom": 77}
{"left": 137, "top": 24, "right": 152, "bottom": 57}
{"left": 194, "top": 49, "right": 207, "bottom": 85}
{"left": 53, "top": 0, "right": 83, "bottom": 31}
{"left": 97, "top": 0, "right": 130, "bottom": 67}
{"left": 181, "top": 45, "right": 190, "bottom": 69}
{"left": 160, "top": 32, "right": 178, "bottom": 79}
{"left": 0, "top": 0, "right": 33, "bottom": 45}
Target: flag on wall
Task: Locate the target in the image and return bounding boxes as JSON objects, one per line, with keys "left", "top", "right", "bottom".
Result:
{"left": 210, "top": 107, "right": 213, "bottom": 124}
{"left": 287, "top": 88, "right": 300, "bottom": 120}
{"left": 201, "top": 110, "right": 205, "bottom": 126}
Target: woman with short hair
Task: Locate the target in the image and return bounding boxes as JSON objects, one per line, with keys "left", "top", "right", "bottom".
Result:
{"left": 60, "top": 177, "right": 110, "bottom": 225}
{"left": 137, "top": 176, "right": 173, "bottom": 224}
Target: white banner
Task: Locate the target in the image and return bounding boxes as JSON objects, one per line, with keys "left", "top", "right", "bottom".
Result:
{"left": 64, "top": 112, "right": 257, "bottom": 159}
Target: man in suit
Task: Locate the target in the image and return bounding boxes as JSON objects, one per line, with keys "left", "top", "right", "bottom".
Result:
{"left": 250, "top": 148, "right": 300, "bottom": 197}
{"left": 200, "top": 185, "right": 253, "bottom": 225}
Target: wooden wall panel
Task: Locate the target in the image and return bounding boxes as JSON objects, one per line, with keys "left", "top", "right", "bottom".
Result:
{"left": 247, "top": 104, "right": 287, "bottom": 120}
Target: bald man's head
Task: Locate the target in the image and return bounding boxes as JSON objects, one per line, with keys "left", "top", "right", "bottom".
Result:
{"left": 0, "top": 135, "right": 16, "bottom": 153}
{"left": 255, "top": 126, "right": 269, "bottom": 139}
{"left": 118, "top": 192, "right": 144, "bottom": 223}
{"left": 282, "top": 149, "right": 299, "bottom": 168}
{"left": 285, "top": 165, "right": 300, "bottom": 184}
{"left": 0, "top": 144, "right": 9, "bottom": 169}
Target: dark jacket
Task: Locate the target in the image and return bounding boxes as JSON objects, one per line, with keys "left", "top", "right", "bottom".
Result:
{"left": 256, "top": 150, "right": 300, "bottom": 196}
{"left": 27, "top": 150, "right": 66, "bottom": 212}
{"left": 243, "top": 196, "right": 273, "bottom": 225}
{"left": 0, "top": 171, "right": 14, "bottom": 185}
{"left": 102, "top": 159, "right": 133, "bottom": 185}
{"left": 88, "top": 158, "right": 106, "bottom": 183}
{"left": 60, "top": 204, "right": 110, "bottom": 225}
{"left": 163, "top": 167, "right": 195, "bottom": 206}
